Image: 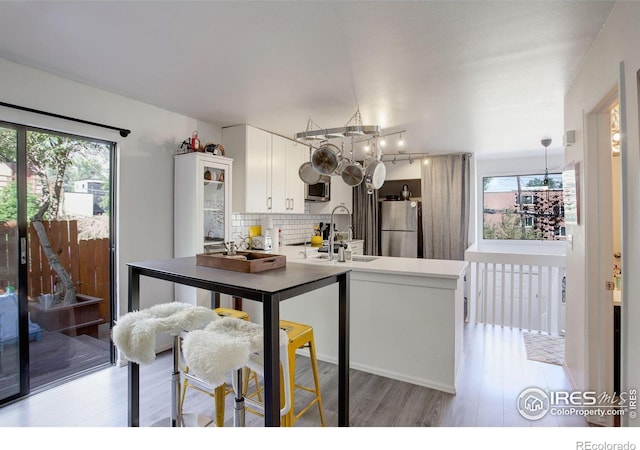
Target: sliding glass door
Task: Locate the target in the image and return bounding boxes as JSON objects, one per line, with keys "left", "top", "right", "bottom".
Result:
{"left": 0, "top": 122, "right": 115, "bottom": 404}
{"left": 0, "top": 125, "right": 23, "bottom": 402}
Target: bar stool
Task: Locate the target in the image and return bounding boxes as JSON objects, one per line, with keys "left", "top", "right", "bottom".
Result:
{"left": 111, "top": 302, "right": 218, "bottom": 427}
{"left": 242, "top": 320, "right": 326, "bottom": 426}
{"left": 279, "top": 320, "right": 326, "bottom": 426}
{"left": 181, "top": 316, "right": 291, "bottom": 426}
{"left": 179, "top": 308, "right": 260, "bottom": 426}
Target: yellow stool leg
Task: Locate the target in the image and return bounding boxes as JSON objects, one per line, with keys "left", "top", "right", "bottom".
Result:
{"left": 214, "top": 384, "right": 226, "bottom": 427}
{"left": 282, "top": 340, "right": 297, "bottom": 427}
{"left": 308, "top": 334, "right": 326, "bottom": 426}
{"left": 178, "top": 368, "right": 190, "bottom": 421}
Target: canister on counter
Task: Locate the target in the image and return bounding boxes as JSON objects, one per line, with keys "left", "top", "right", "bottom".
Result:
{"left": 248, "top": 225, "right": 262, "bottom": 249}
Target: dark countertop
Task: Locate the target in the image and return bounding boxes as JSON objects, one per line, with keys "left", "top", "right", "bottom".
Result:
{"left": 128, "top": 256, "right": 351, "bottom": 295}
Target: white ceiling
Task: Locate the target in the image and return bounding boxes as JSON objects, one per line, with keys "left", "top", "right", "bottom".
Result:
{"left": 0, "top": 1, "right": 614, "bottom": 159}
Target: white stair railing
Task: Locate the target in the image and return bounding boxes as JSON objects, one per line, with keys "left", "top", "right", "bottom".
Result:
{"left": 464, "top": 245, "right": 566, "bottom": 334}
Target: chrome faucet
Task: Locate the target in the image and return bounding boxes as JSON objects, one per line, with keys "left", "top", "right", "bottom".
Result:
{"left": 329, "top": 205, "right": 352, "bottom": 261}
{"left": 298, "top": 240, "right": 308, "bottom": 259}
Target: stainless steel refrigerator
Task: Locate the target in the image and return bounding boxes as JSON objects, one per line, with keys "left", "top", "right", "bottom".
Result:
{"left": 380, "top": 200, "right": 419, "bottom": 258}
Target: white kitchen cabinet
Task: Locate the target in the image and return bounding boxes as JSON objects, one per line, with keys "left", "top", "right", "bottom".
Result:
{"left": 174, "top": 152, "right": 232, "bottom": 305}
{"left": 348, "top": 239, "right": 364, "bottom": 255}
{"left": 222, "top": 124, "right": 306, "bottom": 214}
{"left": 272, "top": 133, "right": 306, "bottom": 213}
{"left": 309, "top": 175, "right": 353, "bottom": 214}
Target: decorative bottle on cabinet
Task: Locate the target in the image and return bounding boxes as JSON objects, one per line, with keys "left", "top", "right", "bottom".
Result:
{"left": 174, "top": 152, "right": 233, "bottom": 306}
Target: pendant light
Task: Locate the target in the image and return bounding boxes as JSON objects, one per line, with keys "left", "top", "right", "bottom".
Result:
{"left": 541, "top": 138, "right": 551, "bottom": 190}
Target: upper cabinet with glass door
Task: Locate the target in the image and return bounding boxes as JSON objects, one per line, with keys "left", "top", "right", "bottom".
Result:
{"left": 175, "top": 153, "right": 233, "bottom": 259}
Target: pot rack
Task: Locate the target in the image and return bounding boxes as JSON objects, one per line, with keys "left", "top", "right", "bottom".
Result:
{"left": 294, "top": 109, "right": 381, "bottom": 143}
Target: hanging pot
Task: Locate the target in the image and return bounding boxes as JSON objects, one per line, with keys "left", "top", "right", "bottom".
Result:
{"left": 341, "top": 160, "right": 364, "bottom": 186}
{"left": 334, "top": 156, "right": 349, "bottom": 176}
{"left": 364, "top": 159, "right": 386, "bottom": 190}
{"left": 311, "top": 143, "right": 341, "bottom": 175}
{"left": 299, "top": 161, "right": 322, "bottom": 184}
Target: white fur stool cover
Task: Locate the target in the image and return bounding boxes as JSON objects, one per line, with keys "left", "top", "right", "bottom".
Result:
{"left": 181, "top": 317, "right": 288, "bottom": 388}
{"left": 112, "top": 302, "right": 217, "bottom": 365}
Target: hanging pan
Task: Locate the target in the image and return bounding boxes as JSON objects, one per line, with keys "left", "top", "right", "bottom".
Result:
{"left": 364, "top": 159, "right": 386, "bottom": 191}
{"left": 341, "top": 160, "right": 365, "bottom": 186}
{"left": 311, "top": 143, "right": 341, "bottom": 175}
{"left": 333, "top": 142, "right": 348, "bottom": 176}
{"left": 299, "top": 160, "right": 322, "bottom": 184}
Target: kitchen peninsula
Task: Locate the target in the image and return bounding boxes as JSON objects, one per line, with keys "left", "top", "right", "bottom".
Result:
{"left": 239, "top": 245, "right": 468, "bottom": 395}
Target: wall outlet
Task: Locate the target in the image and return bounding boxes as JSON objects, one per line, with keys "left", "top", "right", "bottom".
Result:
{"left": 566, "top": 234, "right": 573, "bottom": 250}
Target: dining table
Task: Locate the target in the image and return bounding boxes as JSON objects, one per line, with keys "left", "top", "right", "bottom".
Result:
{"left": 126, "top": 256, "right": 351, "bottom": 427}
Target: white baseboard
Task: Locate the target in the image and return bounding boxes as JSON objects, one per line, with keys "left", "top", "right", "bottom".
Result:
{"left": 314, "top": 351, "right": 456, "bottom": 395}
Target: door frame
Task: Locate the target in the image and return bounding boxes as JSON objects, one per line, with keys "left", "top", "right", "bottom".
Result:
{"left": 0, "top": 120, "right": 117, "bottom": 405}
{"left": 584, "top": 87, "right": 620, "bottom": 427}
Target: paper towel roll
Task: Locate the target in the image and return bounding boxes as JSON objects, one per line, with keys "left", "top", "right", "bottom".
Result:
{"left": 271, "top": 227, "right": 279, "bottom": 249}
{"left": 262, "top": 217, "right": 273, "bottom": 230}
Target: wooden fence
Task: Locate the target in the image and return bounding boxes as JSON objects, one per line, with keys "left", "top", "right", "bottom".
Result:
{"left": 0, "top": 222, "right": 18, "bottom": 287}
{"left": 0, "top": 220, "right": 110, "bottom": 321}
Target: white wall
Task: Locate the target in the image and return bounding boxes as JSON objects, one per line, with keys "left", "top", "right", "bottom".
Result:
{"left": 383, "top": 159, "right": 421, "bottom": 180}
{"left": 563, "top": 2, "right": 640, "bottom": 426}
{"left": 0, "top": 57, "right": 221, "bottom": 351}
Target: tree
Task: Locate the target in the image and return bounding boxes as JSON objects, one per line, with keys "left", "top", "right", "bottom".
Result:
{"left": 0, "top": 127, "right": 107, "bottom": 305}
{"left": 28, "top": 133, "right": 107, "bottom": 304}
{"left": 0, "top": 128, "right": 17, "bottom": 163}
{"left": 483, "top": 209, "right": 537, "bottom": 240}
{"left": 0, "top": 181, "right": 40, "bottom": 222}
{"left": 526, "top": 177, "right": 562, "bottom": 189}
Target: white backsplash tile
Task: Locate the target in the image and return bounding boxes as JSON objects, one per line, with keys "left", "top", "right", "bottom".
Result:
{"left": 230, "top": 202, "right": 338, "bottom": 247}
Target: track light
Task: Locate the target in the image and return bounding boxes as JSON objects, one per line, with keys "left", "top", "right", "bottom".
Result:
{"left": 379, "top": 138, "right": 386, "bottom": 148}
{"left": 409, "top": 155, "right": 413, "bottom": 164}
{"left": 392, "top": 155, "right": 397, "bottom": 164}
{"left": 398, "top": 133, "right": 404, "bottom": 147}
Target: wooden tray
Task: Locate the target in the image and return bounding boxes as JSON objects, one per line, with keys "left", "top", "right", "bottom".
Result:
{"left": 196, "top": 251, "right": 286, "bottom": 273}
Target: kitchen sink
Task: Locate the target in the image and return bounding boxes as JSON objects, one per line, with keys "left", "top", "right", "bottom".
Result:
{"left": 351, "top": 255, "right": 378, "bottom": 262}
{"left": 304, "top": 254, "right": 378, "bottom": 263}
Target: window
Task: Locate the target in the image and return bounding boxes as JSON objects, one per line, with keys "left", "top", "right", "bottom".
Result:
{"left": 483, "top": 173, "right": 565, "bottom": 241}
{"left": 523, "top": 216, "right": 534, "bottom": 228}
{"left": 520, "top": 194, "right": 534, "bottom": 205}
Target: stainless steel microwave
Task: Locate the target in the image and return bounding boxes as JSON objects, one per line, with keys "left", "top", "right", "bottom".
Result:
{"left": 305, "top": 176, "right": 331, "bottom": 202}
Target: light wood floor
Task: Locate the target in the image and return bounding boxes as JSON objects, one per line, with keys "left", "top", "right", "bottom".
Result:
{"left": 0, "top": 322, "right": 587, "bottom": 427}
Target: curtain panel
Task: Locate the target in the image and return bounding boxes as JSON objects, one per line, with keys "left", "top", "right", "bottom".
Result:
{"left": 353, "top": 182, "right": 379, "bottom": 255}
{"left": 420, "top": 154, "right": 471, "bottom": 260}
